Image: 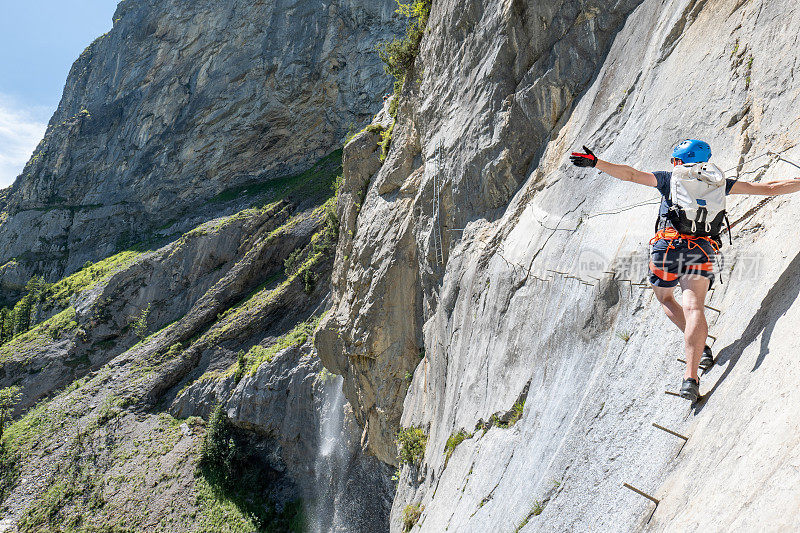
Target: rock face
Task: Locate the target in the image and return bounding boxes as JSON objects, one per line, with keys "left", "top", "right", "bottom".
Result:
{"left": 0, "top": 0, "right": 401, "bottom": 298}
{"left": 316, "top": 0, "right": 800, "bottom": 531}
{"left": 0, "top": 169, "right": 395, "bottom": 530}
{"left": 317, "top": 0, "right": 646, "bottom": 465}
{"left": 0, "top": 0, "right": 407, "bottom": 528}
{"left": 7, "top": 0, "right": 800, "bottom": 530}
{"left": 171, "top": 340, "right": 395, "bottom": 533}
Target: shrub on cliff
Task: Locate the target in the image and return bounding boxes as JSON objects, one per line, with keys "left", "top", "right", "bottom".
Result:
{"left": 444, "top": 429, "right": 472, "bottom": 464}
{"left": 397, "top": 426, "right": 427, "bottom": 467}
{"left": 402, "top": 503, "right": 423, "bottom": 531}
{"left": 377, "top": 0, "right": 432, "bottom": 86}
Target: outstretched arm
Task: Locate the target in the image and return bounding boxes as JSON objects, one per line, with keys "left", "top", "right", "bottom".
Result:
{"left": 729, "top": 179, "right": 800, "bottom": 196}
{"left": 595, "top": 160, "right": 657, "bottom": 187}
{"left": 570, "top": 146, "right": 657, "bottom": 187}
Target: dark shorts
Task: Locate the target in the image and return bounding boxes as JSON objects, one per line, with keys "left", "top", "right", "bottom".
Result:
{"left": 649, "top": 238, "right": 717, "bottom": 288}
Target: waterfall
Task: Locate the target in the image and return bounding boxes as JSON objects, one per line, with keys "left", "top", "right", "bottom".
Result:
{"left": 318, "top": 376, "right": 345, "bottom": 459}
{"left": 310, "top": 375, "right": 348, "bottom": 533}
{"left": 308, "top": 373, "right": 394, "bottom": 533}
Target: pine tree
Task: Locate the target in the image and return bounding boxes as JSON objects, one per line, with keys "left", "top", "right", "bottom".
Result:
{"left": 13, "top": 295, "right": 31, "bottom": 336}
{"left": 24, "top": 276, "right": 46, "bottom": 327}
{"left": 3, "top": 307, "right": 13, "bottom": 342}
{"left": 0, "top": 308, "right": 8, "bottom": 343}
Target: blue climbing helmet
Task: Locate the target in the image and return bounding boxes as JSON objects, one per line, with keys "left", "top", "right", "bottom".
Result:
{"left": 671, "top": 139, "right": 712, "bottom": 163}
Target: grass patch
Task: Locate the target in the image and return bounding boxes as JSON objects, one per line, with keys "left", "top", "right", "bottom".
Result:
{"left": 444, "top": 429, "right": 472, "bottom": 464}
{"left": 0, "top": 395, "right": 65, "bottom": 504}
{"left": 509, "top": 399, "right": 525, "bottom": 425}
{"left": 616, "top": 331, "right": 631, "bottom": 342}
{"left": 209, "top": 149, "right": 342, "bottom": 208}
{"left": 345, "top": 123, "right": 386, "bottom": 149}
{"left": 379, "top": 120, "right": 396, "bottom": 162}
{"left": 479, "top": 398, "right": 526, "bottom": 433}
{"left": 0, "top": 307, "right": 78, "bottom": 363}
{"left": 48, "top": 251, "right": 142, "bottom": 307}
{"left": 0, "top": 397, "right": 64, "bottom": 458}
{"left": 15, "top": 425, "right": 110, "bottom": 532}
{"left": 216, "top": 270, "right": 286, "bottom": 324}
{"left": 0, "top": 250, "right": 138, "bottom": 355}
{"left": 242, "top": 315, "right": 322, "bottom": 376}
{"left": 132, "top": 303, "right": 151, "bottom": 341}
{"left": 514, "top": 501, "right": 545, "bottom": 531}
{"left": 402, "top": 503, "right": 423, "bottom": 532}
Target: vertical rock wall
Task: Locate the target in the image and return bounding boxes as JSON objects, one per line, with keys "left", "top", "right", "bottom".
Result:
{"left": 318, "top": 0, "right": 800, "bottom": 530}
{"left": 317, "top": 0, "right": 645, "bottom": 466}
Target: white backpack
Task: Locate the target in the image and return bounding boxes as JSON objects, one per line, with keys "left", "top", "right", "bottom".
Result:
{"left": 667, "top": 163, "right": 728, "bottom": 238}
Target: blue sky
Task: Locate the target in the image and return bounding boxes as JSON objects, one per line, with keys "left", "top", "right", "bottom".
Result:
{"left": 0, "top": 1, "right": 119, "bottom": 188}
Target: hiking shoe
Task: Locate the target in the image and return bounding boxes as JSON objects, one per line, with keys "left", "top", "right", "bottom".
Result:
{"left": 699, "top": 345, "right": 714, "bottom": 371}
{"left": 680, "top": 378, "right": 700, "bottom": 402}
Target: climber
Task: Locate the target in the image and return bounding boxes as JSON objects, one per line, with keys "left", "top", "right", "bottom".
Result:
{"left": 570, "top": 140, "right": 800, "bottom": 402}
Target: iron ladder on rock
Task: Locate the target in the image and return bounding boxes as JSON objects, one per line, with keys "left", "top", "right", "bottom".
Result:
{"left": 432, "top": 144, "right": 445, "bottom": 266}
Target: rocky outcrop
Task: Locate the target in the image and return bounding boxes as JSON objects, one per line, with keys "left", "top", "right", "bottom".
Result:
{"left": 0, "top": 152, "right": 395, "bottom": 529}
{"left": 317, "top": 0, "right": 800, "bottom": 531}
{"left": 0, "top": 200, "right": 294, "bottom": 413}
{"left": 0, "top": 0, "right": 402, "bottom": 299}
{"left": 317, "top": 0, "right": 645, "bottom": 465}
{"left": 315, "top": 99, "right": 425, "bottom": 465}
{"left": 171, "top": 339, "right": 395, "bottom": 533}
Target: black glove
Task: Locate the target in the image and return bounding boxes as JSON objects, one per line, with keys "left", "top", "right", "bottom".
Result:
{"left": 570, "top": 146, "right": 597, "bottom": 168}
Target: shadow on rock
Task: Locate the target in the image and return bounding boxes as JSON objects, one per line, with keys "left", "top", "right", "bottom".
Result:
{"left": 698, "top": 250, "right": 800, "bottom": 409}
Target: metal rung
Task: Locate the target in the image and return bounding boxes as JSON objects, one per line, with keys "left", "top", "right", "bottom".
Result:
{"left": 704, "top": 304, "right": 721, "bottom": 314}
{"left": 665, "top": 390, "right": 682, "bottom": 398}
{"left": 652, "top": 422, "right": 688, "bottom": 441}
{"left": 676, "top": 358, "right": 686, "bottom": 364}
{"left": 622, "top": 483, "right": 660, "bottom": 505}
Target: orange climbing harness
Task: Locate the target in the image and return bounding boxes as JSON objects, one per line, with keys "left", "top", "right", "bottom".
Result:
{"left": 649, "top": 227, "right": 721, "bottom": 281}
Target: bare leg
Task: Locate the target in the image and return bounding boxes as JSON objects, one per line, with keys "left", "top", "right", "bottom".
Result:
{"left": 679, "top": 275, "right": 710, "bottom": 381}
{"left": 653, "top": 285, "right": 686, "bottom": 332}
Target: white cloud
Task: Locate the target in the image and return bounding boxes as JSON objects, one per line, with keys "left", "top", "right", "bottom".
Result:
{"left": 0, "top": 95, "right": 52, "bottom": 189}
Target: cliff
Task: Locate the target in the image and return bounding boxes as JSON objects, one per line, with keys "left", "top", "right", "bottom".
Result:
{"left": 317, "top": 0, "right": 800, "bottom": 531}
{"left": 4, "top": 0, "right": 800, "bottom": 531}
{"left": 0, "top": 0, "right": 400, "bottom": 301}
{"left": 0, "top": 0, "right": 401, "bottom": 530}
